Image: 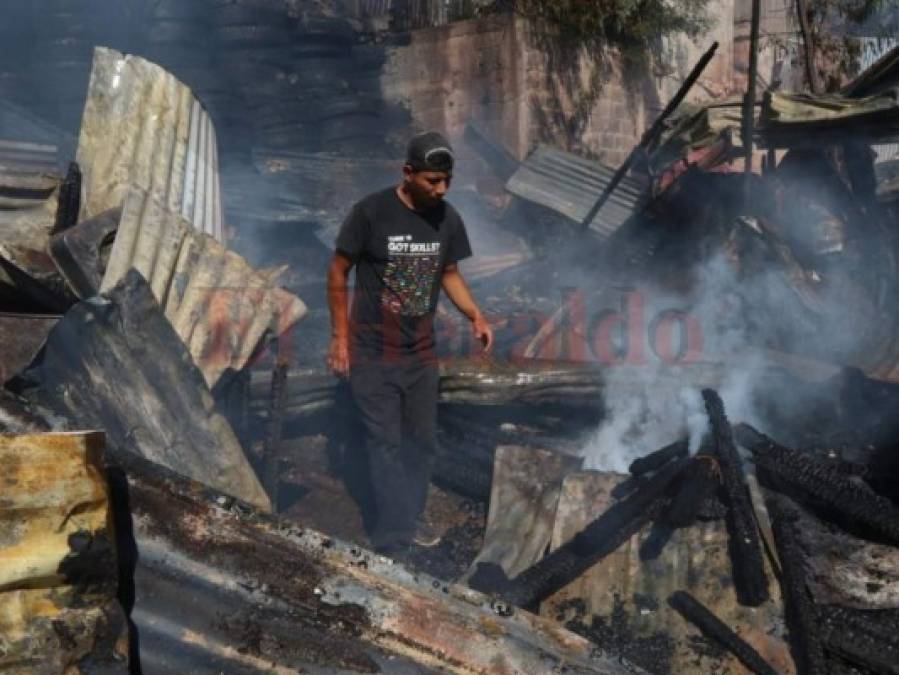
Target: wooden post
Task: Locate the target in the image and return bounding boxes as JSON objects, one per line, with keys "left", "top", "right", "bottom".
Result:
{"left": 796, "top": 0, "right": 823, "bottom": 94}
{"left": 580, "top": 42, "right": 719, "bottom": 231}
{"left": 742, "top": 0, "right": 762, "bottom": 206}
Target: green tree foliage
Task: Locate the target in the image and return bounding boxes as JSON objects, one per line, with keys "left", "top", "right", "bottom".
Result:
{"left": 482, "top": 0, "right": 712, "bottom": 53}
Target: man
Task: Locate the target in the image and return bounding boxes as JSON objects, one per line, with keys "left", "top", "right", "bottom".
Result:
{"left": 327, "top": 131, "right": 493, "bottom": 555}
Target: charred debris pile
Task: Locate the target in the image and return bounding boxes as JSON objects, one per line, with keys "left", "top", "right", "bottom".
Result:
{"left": 0, "top": 47, "right": 639, "bottom": 675}
{"left": 469, "top": 385, "right": 899, "bottom": 674}
{"left": 2, "top": 17, "right": 899, "bottom": 675}
{"left": 453, "top": 45, "right": 899, "bottom": 675}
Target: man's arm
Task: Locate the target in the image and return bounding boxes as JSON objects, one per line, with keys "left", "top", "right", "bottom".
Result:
{"left": 441, "top": 263, "right": 493, "bottom": 352}
{"left": 327, "top": 252, "right": 354, "bottom": 376}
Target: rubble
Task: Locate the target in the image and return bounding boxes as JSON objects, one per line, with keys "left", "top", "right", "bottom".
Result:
{"left": 48, "top": 207, "right": 121, "bottom": 300}
{"left": 0, "top": 10, "right": 898, "bottom": 675}
{"left": 13, "top": 270, "right": 271, "bottom": 513}
{"left": 0, "top": 167, "right": 75, "bottom": 312}
{"left": 767, "top": 496, "right": 828, "bottom": 675}
{"left": 101, "top": 186, "right": 306, "bottom": 388}
{"left": 112, "top": 448, "right": 637, "bottom": 675}
{"left": 735, "top": 423, "right": 899, "bottom": 544}
{"left": 469, "top": 456, "right": 689, "bottom": 608}
{"left": 668, "top": 591, "right": 779, "bottom": 675}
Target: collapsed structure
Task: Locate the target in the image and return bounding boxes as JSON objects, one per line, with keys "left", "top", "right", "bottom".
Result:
{"left": 1, "top": 6, "right": 899, "bottom": 675}
{"left": 0, "top": 47, "right": 643, "bottom": 675}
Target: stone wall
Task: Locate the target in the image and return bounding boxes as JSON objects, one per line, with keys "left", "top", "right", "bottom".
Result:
{"left": 380, "top": 3, "right": 737, "bottom": 171}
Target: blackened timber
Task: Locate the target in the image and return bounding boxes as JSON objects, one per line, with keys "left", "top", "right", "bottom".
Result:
{"left": 610, "top": 475, "right": 644, "bottom": 500}
{"left": 52, "top": 161, "right": 81, "bottom": 234}
{"left": 262, "top": 359, "right": 289, "bottom": 510}
{"left": 668, "top": 591, "right": 779, "bottom": 675}
{"left": 667, "top": 454, "right": 720, "bottom": 528}
{"left": 767, "top": 497, "right": 827, "bottom": 675}
{"left": 470, "top": 457, "right": 689, "bottom": 608}
{"left": 702, "top": 390, "right": 769, "bottom": 606}
{"left": 735, "top": 423, "right": 899, "bottom": 544}
{"left": 628, "top": 439, "right": 688, "bottom": 477}
{"left": 820, "top": 607, "right": 899, "bottom": 674}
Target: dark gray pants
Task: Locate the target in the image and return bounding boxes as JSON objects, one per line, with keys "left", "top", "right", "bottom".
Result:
{"left": 349, "top": 358, "right": 439, "bottom": 551}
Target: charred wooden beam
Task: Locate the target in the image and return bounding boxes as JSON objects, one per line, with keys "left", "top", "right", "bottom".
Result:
{"left": 667, "top": 453, "right": 720, "bottom": 528}
{"left": 820, "top": 606, "right": 899, "bottom": 674}
{"left": 702, "top": 390, "right": 769, "bottom": 607}
{"left": 668, "top": 590, "right": 779, "bottom": 675}
{"left": 768, "top": 497, "right": 827, "bottom": 675}
{"left": 735, "top": 423, "right": 899, "bottom": 544}
{"left": 628, "top": 439, "right": 688, "bottom": 477}
{"left": 262, "top": 360, "right": 289, "bottom": 510}
{"left": 610, "top": 475, "right": 644, "bottom": 500}
{"left": 433, "top": 443, "right": 493, "bottom": 501}
{"left": 469, "top": 457, "right": 689, "bottom": 608}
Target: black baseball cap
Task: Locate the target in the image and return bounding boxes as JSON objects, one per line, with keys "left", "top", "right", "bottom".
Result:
{"left": 406, "top": 131, "right": 454, "bottom": 174}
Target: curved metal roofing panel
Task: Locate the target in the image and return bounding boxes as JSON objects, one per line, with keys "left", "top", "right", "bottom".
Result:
{"left": 77, "top": 47, "right": 225, "bottom": 243}
{"left": 101, "top": 187, "right": 306, "bottom": 389}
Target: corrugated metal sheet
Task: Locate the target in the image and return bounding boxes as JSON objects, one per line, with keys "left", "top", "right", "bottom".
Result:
{"left": 117, "top": 450, "right": 636, "bottom": 675}
{"left": 506, "top": 145, "right": 647, "bottom": 238}
{"left": 849, "top": 40, "right": 899, "bottom": 164}
{"left": 0, "top": 431, "right": 128, "bottom": 673}
{"left": 100, "top": 187, "right": 306, "bottom": 388}
{"left": 18, "top": 270, "right": 272, "bottom": 513}
{"left": 540, "top": 471, "right": 792, "bottom": 675}
{"left": 0, "top": 139, "right": 59, "bottom": 174}
{"left": 0, "top": 98, "right": 75, "bottom": 173}
{"left": 77, "top": 47, "right": 225, "bottom": 243}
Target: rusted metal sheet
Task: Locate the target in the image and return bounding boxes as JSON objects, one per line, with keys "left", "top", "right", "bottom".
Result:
{"left": 467, "top": 445, "right": 582, "bottom": 581}
{"left": 115, "top": 450, "right": 634, "bottom": 675}
{"left": 506, "top": 145, "right": 647, "bottom": 238}
{"left": 77, "top": 47, "right": 224, "bottom": 242}
{"left": 100, "top": 187, "right": 306, "bottom": 388}
{"left": 540, "top": 471, "right": 792, "bottom": 675}
{"left": 0, "top": 431, "right": 128, "bottom": 674}
{"left": 18, "top": 270, "right": 272, "bottom": 513}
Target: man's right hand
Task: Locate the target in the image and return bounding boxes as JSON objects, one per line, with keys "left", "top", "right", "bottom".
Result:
{"left": 327, "top": 336, "right": 350, "bottom": 377}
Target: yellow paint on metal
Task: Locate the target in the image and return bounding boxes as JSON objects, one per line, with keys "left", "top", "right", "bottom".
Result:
{"left": 0, "top": 432, "right": 125, "bottom": 673}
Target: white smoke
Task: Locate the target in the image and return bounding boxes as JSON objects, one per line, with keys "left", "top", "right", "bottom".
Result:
{"left": 579, "top": 252, "right": 791, "bottom": 472}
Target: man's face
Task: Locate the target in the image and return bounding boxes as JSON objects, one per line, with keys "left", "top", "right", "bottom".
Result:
{"left": 403, "top": 167, "right": 452, "bottom": 209}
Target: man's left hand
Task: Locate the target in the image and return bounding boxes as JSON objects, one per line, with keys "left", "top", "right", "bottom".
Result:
{"left": 472, "top": 313, "right": 494, "bottom": 353}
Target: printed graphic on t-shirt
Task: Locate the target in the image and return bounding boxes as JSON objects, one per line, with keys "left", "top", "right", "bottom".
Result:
{"left": 382, "top": 234, "right": 441, "bottom": 317}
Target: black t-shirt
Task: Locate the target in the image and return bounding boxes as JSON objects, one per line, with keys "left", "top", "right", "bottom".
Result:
{"left": 336, "top": 187, "right": 472, "bottom": 360}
